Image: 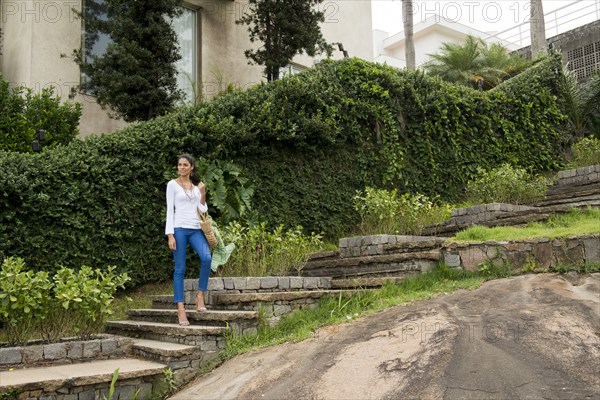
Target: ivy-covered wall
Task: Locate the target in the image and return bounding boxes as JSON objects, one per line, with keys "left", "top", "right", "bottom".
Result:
{"left": 0, "top": 54, "right": 567, "bottom": 285}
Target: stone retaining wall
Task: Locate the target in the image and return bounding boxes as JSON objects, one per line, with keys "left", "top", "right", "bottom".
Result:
{"left": 338, "top": 235, "right": 442, "bottom": 258}
{"left": 302, "top": 236, "right": 444, "bottom": 279}
{"left": 15, "top": 374, "right": 160, "bottom": 400}
{"left": 0, "top": 335, "right": 133, "bottom": 370}
{"left": 183, "top": 276, "right": 332, "bottom": 305}
{"left": 442, "top": 235, "right": 600, "bottom": 271}
{"left": 449, "top": 203, "right": 536, "bottom": 226}
{"left": 553, "top": 164, "right": 600, "bottom": 187}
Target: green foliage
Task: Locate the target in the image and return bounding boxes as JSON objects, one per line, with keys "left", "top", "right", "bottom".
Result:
{"left": 0, "top": 389, "right": 19, "bottom": 400}
{"left": 53, "top": 265, "right": 130, "bottom": 340}
{"left": 0, "top": 54, "right": 568, "bottom": 286}
{"left": 353, "top": 187, "right": 451, "bottom": 235}
{"left": 220, "top": 222, "right": 325, "bottom": 276}
{"left": 478, "top": 260, "right": 512, "bottom": 278}
{"left": 104, "top": 369, "right": 140, "bottom": 400}
{"left": 0, "top": 258, "right": 129, "bottom": 345}
{"left": 424, "top": 35, "right": 531, "bottom": 90}
{"left": 196, "top": 158, "right": 254, "bottom": 225}
{"left": 70, "top": 0, "right": 183, "bottom": 121}
{"left": 0, "top": 258, "right": 52, "bottom": 345}
{"left": 465, "top": 163, "right": 548, "bottom": 205}
{"left": 0, "top": 75, "right": 81, "bottom": 152}
{"left": 570, "top": 136, "right": 600, "bottom": 167}
{"left": 236, "top": 0, "right": 333, "bottom": 81}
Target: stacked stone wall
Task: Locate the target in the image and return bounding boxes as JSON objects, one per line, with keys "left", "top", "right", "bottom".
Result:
{"left": 0, "top": 335, "right": 132, "bottom": 371}
{"left": 442, "top": 235, "right": 600, "bottom": 271}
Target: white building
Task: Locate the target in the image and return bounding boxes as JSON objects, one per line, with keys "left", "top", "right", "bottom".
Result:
{"left": 373, "top": 14, "right": 517, "bottom": 69}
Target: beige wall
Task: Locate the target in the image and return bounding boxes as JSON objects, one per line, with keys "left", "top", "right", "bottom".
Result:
{"left": 0, "top": 0, "right": 129, "bottom": 136}
{"left": 2, "top": 0, "right": 373, "bottom": 135}
{"left": 197, "top": 0, "right": 373, "bottom": 94}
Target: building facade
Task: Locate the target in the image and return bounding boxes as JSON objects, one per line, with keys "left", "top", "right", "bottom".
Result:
{"left": 0, "top": 0, "right": 373, "bottom": 135}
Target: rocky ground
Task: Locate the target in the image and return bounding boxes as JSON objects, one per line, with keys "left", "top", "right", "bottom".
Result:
{"left": 170, "top": 273, "right": 600, "bottom": 400}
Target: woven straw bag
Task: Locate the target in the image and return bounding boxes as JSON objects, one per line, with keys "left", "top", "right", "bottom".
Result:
{"left": 197, "top": 211, "right": 218, "bottom": 249}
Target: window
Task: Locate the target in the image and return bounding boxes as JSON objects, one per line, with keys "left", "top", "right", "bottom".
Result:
{"left": 172, "top": 8, "right": 197, "bottom": 103}
{"left": 280, "top": 63, "right": 307, "bottom": 78}
{"left": 82, "top": 0, "right": 110, "bottom": 85}
{"left": 82, "top": 1, "right": 197, "bottom": 99}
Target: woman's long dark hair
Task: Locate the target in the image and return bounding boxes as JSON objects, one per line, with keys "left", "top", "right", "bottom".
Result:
{"left": 178, "top": 154, "right": 200, "bottom": 185}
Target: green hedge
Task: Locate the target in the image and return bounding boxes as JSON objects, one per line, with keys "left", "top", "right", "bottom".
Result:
{"left": 0, "top": 54, "right": 567, "bottom": 286}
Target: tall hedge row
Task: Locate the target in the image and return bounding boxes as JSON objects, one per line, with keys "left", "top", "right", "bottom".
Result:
{"left": 0, "top": 54, "right": 567, "bottom": 285}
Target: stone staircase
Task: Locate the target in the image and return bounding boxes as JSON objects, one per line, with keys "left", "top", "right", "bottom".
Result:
{"left": 0, "top": 276, "right": 376, "bottom": 399}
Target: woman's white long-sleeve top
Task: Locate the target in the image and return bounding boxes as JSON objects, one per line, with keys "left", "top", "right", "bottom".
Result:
{"left": 165, "top": 179, "right": 208, "bottom": 235}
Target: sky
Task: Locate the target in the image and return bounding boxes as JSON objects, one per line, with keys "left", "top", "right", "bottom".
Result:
{"left": 371, "top": 0, "right": 599, "bottom": 39}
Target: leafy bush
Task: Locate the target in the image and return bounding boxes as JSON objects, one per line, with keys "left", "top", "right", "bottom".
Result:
{"left": 0, "top": 258, "right": 129, "bottom": 344}
{"left": 570, "top": 136, "right": 600, "bottom": 168}
{"left": 0, "top": 258, "right": 52, "bottom": 345}
{"left": 219, "top": 223, "right": 325, "bottom": 276}
{"left": 353, "top": 187, "right": 452, "bottom": 235}
{"left": 464, "top": 164, "right": 548, "bottom": 205}
{"left": 53, "top": 266, "right": 130, "bottom": 340}
{"left": 0, "top": 76, "right": 81, "bottom": 152}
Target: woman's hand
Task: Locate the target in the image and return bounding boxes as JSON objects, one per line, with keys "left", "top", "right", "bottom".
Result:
{"left": 198, "top": 181, "right": 206, "bottom": 205}
{"left": 168, "top": 234, "right": 176, "bottom": 250}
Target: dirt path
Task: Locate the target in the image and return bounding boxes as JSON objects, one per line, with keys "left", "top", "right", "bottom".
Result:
{"left": 170, "top": 273, "right": 600, "bottom": 400}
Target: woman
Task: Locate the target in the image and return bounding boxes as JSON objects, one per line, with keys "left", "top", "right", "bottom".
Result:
{"left": 165, "top": 154, "right": 211, "bottom": 325}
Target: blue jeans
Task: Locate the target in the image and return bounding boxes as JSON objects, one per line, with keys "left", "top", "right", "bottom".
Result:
{"left": 172, "top": 228, "right": 212, "bottom": 303}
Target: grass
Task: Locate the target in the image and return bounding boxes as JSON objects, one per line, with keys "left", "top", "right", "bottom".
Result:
{"left": 111, "top": 280, "right": 173, "bottom": 320}
{"left": 452, "top": 208, "right": 600, "bottom": 242}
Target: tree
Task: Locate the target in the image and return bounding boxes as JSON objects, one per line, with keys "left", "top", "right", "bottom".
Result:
{"left": 424, "top": 35, "right": 530, "bottom": 90}
{"left": 0, "top": 75, "right": 81, "bottom": 153}
{"left": 530, "top": 0, "right": 548, "bottom": 57}
{"left": 70, "top": 0, "right": 183, "bottom": 122}
{"left": 402, "top": 0, "right": 415, "bottom": 70}
{"left": 558, "top": 66, "right": 600, "bottom": 142}
{"left": 237, "top": 0, "right": 333, "bottom": 81}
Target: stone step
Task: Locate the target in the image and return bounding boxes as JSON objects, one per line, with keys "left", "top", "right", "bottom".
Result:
{"left": 0, "top": 358, "right": 165, "bottom": 400}
{"left": 331, "top": 276, "right": 406, "bottom": 289}
{"left": 105, "top": 320, "right": 228, "bottom": 350}
{"left": 303, "top": 250, "right": 440, "bottom": 270}
{"left": 127, "top": 309, "right": 259, "bottom": 335}
{"left": 301, "top": 250, "right": 439, "bottom": 279}
{"left": 129, "top": 338, "right": 206, "bottom": 382}
{"left": 212, "top": 289, "right": 367, "bottom": 307}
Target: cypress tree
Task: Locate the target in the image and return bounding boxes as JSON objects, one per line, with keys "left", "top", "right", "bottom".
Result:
{"left": 72, "top": 0, "right": 183, "bottom": 122}
{"left": 237, "top": 0, "right": 333, "bottom": 81}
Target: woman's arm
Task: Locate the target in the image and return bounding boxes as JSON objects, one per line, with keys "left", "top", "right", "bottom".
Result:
{"left": 165, "top": 180, "right": 176, "bottom": 235}
{"left": 197, "top": 181, "right": 208, "bottom": 213}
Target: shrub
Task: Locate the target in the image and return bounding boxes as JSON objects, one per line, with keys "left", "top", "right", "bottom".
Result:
{"left": 353, "top": 187, "right": 452, "bottom": 235}
{"left": 0, "top": 76, "right": 81, "bottom": 153}
{"left": 53, "top": 266, "right": 130, "bottom": 340}
{"left": 0, "top": 257, "right": 129, "bottom": 344}
{"left": 570, "top": 136, "right": 600, "bottom": 168}
{"left": 219, "top": 222, "right": 325, "bottom": 276}
{"left": 464, "top": 164, "right": 548, "bottom": 205}
{"left": 0, "top": 258, "right": 52, "bottom": 345}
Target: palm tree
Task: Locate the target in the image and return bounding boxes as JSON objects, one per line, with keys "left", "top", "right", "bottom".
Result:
{"left": 530, "top": 0, "right": 548, "bottom": 57}
{"left": 424, "top": 35, "right": 530, "bottom": 90}
{"left": 558, "top": 66, "right": 600, "bottom": 142}
{"left": 403, "top": 0, "right": 415, "bottom": 70}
